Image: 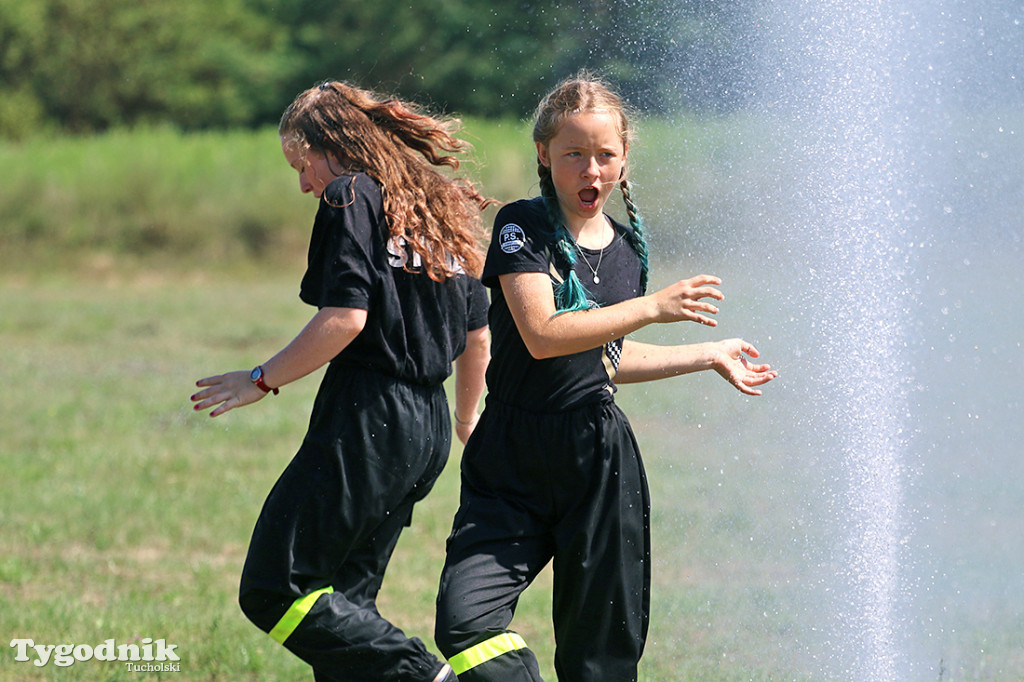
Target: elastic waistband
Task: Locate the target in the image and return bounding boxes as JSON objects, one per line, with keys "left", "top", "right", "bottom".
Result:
{"left": 485, "top": 391, "right": 613, "bottom": 417}
{"left": 326, "top": 361, "right": 445, "bottom": 394}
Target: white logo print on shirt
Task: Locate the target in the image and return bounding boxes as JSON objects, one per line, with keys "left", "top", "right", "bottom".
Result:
{"left": 498, "top": 223, "right": 526, "bottom": 254}
{"left": 387, "top": 235, "right": 465, "bottom": 274}
{"left": 387, "top": 235, "right": 424, "bottom": 269}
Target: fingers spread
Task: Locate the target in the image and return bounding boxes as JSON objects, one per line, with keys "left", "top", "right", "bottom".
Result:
{"left": 688, "top": 274, "right": 722, "bottom": 287}
{"left": 698, "top": 286, "right": 725, "bottom": 301}
{"left": 693, "top": 314, "right": 718, "bottom": 327}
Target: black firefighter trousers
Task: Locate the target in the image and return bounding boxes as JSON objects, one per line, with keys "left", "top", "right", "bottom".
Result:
{"left": 435, "top": 398, "right": 652, "bottom": 682}
{"left": 238, "top": 366, "right": 452, "bottom": 682}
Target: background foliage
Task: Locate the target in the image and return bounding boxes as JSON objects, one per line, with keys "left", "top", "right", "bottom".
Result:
{"left": 0, "top": 0, "right": 757, "bottom": 138}
{"left": 0, "top": 121, "right": 541, "bottom": 272}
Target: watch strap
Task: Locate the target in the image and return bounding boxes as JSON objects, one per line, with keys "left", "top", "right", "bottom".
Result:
{"left": 251, "top": 366, "right": 279, "bottom": 395}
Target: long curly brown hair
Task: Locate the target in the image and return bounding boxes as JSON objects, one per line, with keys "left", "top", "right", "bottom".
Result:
{"left": 279, "top": 81, "right": 493, "bottom": 280}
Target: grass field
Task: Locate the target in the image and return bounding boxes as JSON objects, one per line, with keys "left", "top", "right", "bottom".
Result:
{"left": 3, "top": 118, "right": 1021, "bottom": 680}
{"left": 6, "top": 121, "right": 772, "bottom": 681}
{"left": 0, "top": 267, "right": 808, "bottom": 681}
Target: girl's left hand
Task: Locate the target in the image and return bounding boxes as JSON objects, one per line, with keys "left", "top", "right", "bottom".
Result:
{"left": 713, "top": 339, "right": 778, "bottom": 396}
{"left": 454, "top": 414, "right": 480, "bottom": 445}
{"left": 191, "top": 371, "right": 268, "bottom": 417}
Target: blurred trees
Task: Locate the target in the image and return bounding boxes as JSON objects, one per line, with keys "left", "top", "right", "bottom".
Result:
{"left": 0, "top": 0, "right": 754, "bottom": 137}
{"left": 0, "top": 0, "right": 291, "bottom": 136}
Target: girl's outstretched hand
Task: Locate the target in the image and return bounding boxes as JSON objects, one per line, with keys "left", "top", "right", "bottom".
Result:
{"left": 191, "top": 371, "right": 268, "bottom": 417}
{"left": 648, "top": 274, "right": 724, "bottom": 326}
{"left": 712, "top": 339, "right": 778, "bottom": 396}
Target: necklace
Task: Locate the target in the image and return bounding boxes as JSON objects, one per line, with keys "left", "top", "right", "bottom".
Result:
{"left": 574, "top": 240, "right": 605, "bottom": 284}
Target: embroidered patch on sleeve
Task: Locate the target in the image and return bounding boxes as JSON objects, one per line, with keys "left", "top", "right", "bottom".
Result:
{"left": 498, "top": 223, "right": 526, "bottom": 254}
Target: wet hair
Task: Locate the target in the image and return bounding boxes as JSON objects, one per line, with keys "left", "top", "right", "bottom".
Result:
{"left": 279, "top": 80, "right": 493, "bottom": 280}
{"left": 533, "top": 73, "right": 650, "bottom": 312}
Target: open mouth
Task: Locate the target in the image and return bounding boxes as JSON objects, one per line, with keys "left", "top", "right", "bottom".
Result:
{"left": 578, "top": 187, "right": 599, "bottom": 208}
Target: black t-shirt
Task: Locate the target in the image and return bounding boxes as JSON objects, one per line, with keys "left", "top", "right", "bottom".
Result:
{"left": 481, "top": 197, "right": 643, "bottom": 411}
{"left": 300, "top": 172, "right": 488, "bottom": 386}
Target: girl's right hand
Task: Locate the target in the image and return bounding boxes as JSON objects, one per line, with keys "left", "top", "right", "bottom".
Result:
{"left": 191, "top": 370, "right": 269, "bottom": 417}
{"left": 648, "top": 274, "right": 724, "bottom": 326}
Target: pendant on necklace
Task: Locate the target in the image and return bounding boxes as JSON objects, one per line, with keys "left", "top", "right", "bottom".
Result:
{"left": 575, "top": 238, "right": 604, "bottom": 285}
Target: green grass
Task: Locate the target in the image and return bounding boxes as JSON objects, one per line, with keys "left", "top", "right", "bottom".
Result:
{"left": 0, "top": 270, "right": 816, "bottom": 681}
{"left": 2, "top": 119, "right": 755, "bottom": 681}
{"left": 0, "top": 115, "right": 747, "bottom": 275}
{"left": 4, "top": 119, "right": 1021, "bottom": 680}
{"left": 0, "top": 120, "right": 538, "bottom": 276}
{"left": 0, "top": 121, "right": 904, "bottom": 680}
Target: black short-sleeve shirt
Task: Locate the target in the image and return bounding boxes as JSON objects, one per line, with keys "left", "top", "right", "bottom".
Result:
{"left": 481, "top": 197, "right": 643, "bottom": 411}
{"left": 300, "top": 172, "right": 488, "bottom": 385}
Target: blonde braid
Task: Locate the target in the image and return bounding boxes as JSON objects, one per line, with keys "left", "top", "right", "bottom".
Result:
{"left": 619, "top": 179, "right": 650, "bottom": 295}
{"left": 538, "top": 169, "right": 594, "bottom": 312}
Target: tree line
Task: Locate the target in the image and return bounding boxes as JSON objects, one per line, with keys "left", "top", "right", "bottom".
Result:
{"left": 0, "top": 0, "right": 756, "bottom": 138}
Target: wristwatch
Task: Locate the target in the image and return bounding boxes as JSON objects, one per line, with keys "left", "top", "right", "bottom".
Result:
{"left": 250, "top": 365, "right": 279, "bottom": 395}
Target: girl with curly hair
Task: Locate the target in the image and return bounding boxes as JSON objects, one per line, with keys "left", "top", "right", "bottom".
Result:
{"left": 191, "top": 80, "right": 492, "bottom": 682}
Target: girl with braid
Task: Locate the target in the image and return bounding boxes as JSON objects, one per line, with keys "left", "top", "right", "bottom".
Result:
{"left": 191, "top": 81, "right": 493, "bottom": 682}
{"left": 434, "top": 74, "right": 778, "bottom": 682}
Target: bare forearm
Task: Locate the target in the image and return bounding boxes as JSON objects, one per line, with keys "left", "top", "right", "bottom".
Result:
{"left": 502, "top": 271, "right": 722, "bottom": 360}
{"left": 260, "top": 307, "right": 367, "bottom": 389}
{"left": 454, "top": 327, "right": 489, "bottom": 422}
{"left": 615, "top": 340, "right": 718, "bottom": 384}
{"left": 616, "top": 337, "right": 778, "bottom": 396}
{"left": 192, "top": 306, "right": 367, "bottom": 417}
{"left": 527, "top": 298, "right": 661, "bottom": 359}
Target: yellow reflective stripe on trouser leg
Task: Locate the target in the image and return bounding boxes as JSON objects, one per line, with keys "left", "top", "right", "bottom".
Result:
{"left": 268, "top": 586, "right": 334, "bottom": 644}
{"left": 449, "top": 632, "right": 528, "bottom": 675}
